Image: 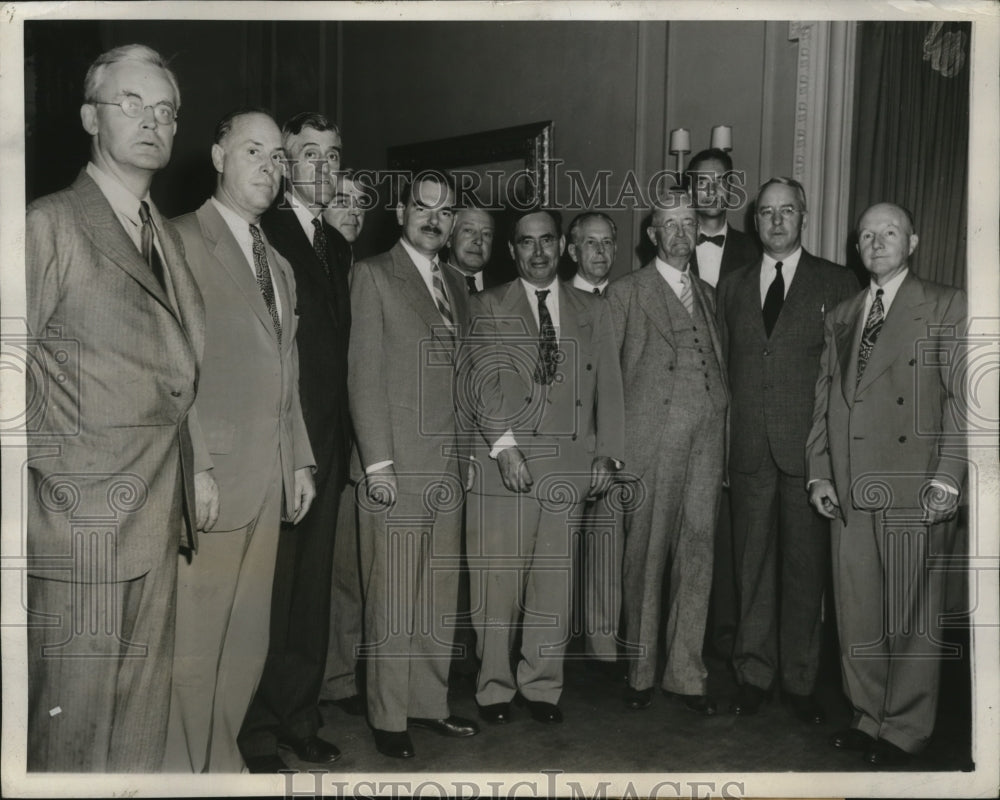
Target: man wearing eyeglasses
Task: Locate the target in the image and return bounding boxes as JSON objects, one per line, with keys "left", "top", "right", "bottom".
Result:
{"left": 606, "top": 191, "right": 727, "bottom": 717}
{"left": 716, "top": 177, "right": 858, "bottom": 725}
{"left": 24, "top": 44, "right": 203, "bottom": 771}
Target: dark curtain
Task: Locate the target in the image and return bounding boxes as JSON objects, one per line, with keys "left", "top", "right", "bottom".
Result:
{"left": 850, "top": 21, "right": 970, "bottom": 289}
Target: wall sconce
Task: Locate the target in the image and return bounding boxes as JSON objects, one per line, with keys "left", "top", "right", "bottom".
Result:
{"left": 668, "top": 125, "right": 734, "bottom": 174}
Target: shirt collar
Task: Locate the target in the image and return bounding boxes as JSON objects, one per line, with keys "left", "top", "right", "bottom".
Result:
{"left": 400, "top": 236, "right": 438, "bottom": 272}
{"left": 86, "top": 161, "right": 151, "bottom": 224}
{"left": 520, "top": 276, "right": 560, "bottom": 297}
{"left": 571, "top": 273, "right": 609, "bottom": 293}
{"left": 211, "top": 196, "right": 258, "bottom": 240}
{"left": 285, "top": 191, "right": 322, "bottom": 242}
{"left": 870, "top": 267, "right": 909, "bottom": 307}
{"left": 762, "top": 246, "right": 803, "bottom": 271}
{"left": 654, "top": 256, "right": 689, "bottom": 284}
{"left": 698, "top": 222, "right": 729, "bottom": 240}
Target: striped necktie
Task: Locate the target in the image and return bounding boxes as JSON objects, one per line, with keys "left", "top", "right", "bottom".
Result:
{"left": 678, "top": 270, "right": 694, "bottom": 315}
{"left": 856, "top": 288, "right": 884, "bottom": 385}
{"left": 430, "top": 260, "right": 455, "bottom": 333}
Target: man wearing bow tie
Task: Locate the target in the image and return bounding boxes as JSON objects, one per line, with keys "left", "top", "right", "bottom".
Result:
{"left": 717, "top": 177, "right": 857, "bottom": 726}
{"left": 685, "top": 148, "right": 760, "bottom": 289}
{"left": 348, "top": 173, "right": 478, "bottom": 759}
{"left": 807, "top": 202, "right": 966, "bottom": 767}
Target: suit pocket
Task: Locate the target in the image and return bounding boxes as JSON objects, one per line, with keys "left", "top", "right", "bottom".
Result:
{"left": 204, "top": 420, "right": 236, "bottom": 454}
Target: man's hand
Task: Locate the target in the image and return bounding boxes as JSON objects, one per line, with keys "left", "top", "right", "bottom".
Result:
{"left": 366, "top": 464, "right": 398, "bottom": 507}
{"left": 289, "top": 467, "right": 316, "bottom": 524}
{"left": 194, "top": 470, "right": 220, "bottom": 531}
{"left": 808, "top": 479, "right": 840, "bottom": 520}
{"left": 587, "top": 456, "right": 617, "bottom": 500}
{"left": 921, "top": 482, "right": 960, "bottom": 525}
{"left": 466, "top": 460, "right": 476, "bottom": 492}
{"left": 496, "top": 447, "right": 533, "bottom": 493}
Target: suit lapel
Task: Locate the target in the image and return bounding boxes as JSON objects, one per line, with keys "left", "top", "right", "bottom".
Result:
{"left": 836, "top": 291, "right": 867, "bottom": 403}
{"left": 391, "top": 241, "right": 453, "bottom": 339}
{"left": 636, "top": 264, "right": 676, "bottom": 347}
{"left": 153, "top": 207, "right": 204, "bottom": 365}
{"left": 855, "top": 273, "right": 926, "bottom": 395}
{"left": 72, "top": 171, "right": 174, "bottom": 313}
{"left": 735, "top": 260, "right": 767, "bottom": 341}
{"left": 198, "top": 200, "right": 276, "bottom": 338}
{"left": 266, "top": 206, "right": 339, "bottom": 325}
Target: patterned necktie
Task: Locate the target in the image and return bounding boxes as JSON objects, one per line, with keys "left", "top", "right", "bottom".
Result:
{"left": 698, "top": 233, "right": 725, "bottom": 247}
{"left": 430, "top": 260, "right": 455, "bottom": 333}
{"left": 465, "top": 274, "right": 478, "bottom": 295}
{"left": 762, "top": 260, "right": 784, "bottom": 337}
{"left": 678, "top": 270, "right": 694, "bottom": 315}
{"left": 534, "top": 289, "right": 558, "bottom": 385}
{"left": 249, "top": 224, "right": 282, "bottom": 345}
{"left": 856, "top": 288, "right": 885, "bottom": 385}
{"left": 138, "top": 201, "right": 166, "bottom": 289}
{"left": 311, "top": 217, "right": 330, "bottom": 275}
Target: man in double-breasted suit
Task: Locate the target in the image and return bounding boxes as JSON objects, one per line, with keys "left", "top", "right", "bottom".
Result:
{"left": 348, "top": 173, "right": 478, "bottom": 759}
{"left": 25, "top": 44, "right": 203, "bottom": 773}
{"left": 237, "top": 111, "right": 350, "bottom": 769}
{"left": 807, "top": 202, "right": 966, "bottom": 767}
{"left": 606, "top": 192, "right": 728, "bottom": 715}
{"left": 718, "top": 177, "right": 859, "bottom": 723}
{"left": 461, "top": 209, "right": 625, "bottom": 725}
{"left": 165, "top": 109, "right": 316, "bottom": 773}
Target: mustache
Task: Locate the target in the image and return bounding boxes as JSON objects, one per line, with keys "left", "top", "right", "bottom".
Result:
{"left": 421, "top": 224, "right": 443, "bottom": 236}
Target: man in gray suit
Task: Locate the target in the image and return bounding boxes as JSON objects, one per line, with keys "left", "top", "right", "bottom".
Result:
{"left": 717, "top": 177, "right": 858, "bottom": 723}
{"left": 606, "top": 192, "right": 727, "bottom": 715}
{"left": 24, "top": 44, "right": 204, "bottom": 772}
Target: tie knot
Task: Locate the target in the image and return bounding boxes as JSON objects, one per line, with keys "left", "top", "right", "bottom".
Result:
{"left": 774, "top": 260, "right": 784, "bottom": 273}
{"left": 593, "top": 287, "right": 602, "bottom": 295}
{"left": 875, "top": 288, "right": 884, "bottom": 298}
{"left": 249, "top": 223, "right": 262, "bottom": 242}
{"left": 679, "top": 270, "right": 690, "bottom": 286}
{"left": 536, "top": 289, "right": 551, "bottom": 302}
{"left": 698, "top": 233, "right": 725, "bottom": 247}
{"left": 312, "top": 217, "right": 322, "bottom": 231}
{"left": 138, "top": 200, "right": 151, "bottom": 224}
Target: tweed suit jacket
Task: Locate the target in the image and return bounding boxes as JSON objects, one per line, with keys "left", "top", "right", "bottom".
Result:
{"left": 461, "top": 280, "right": 625, "bottom": 497}
{"left": 690, "top": 224, "right": 760, "bottom": 284}
{"left": 261, "top": 204, "right": 351, "bottom": 488}
{"left": 806, "top": 272, "right": 967, "bottom": 512}
{"left": 348, "top": 241, "right": 471, "bottom": 489}
{"left": 174, "top": 199, "right": 314, "bottom": 532}
{"left": 717, "top": 249, "right": 859, "bottom": 476}
{"left": 605, "top": 262, "right": 729, "bottom": 480}
{"left": 25, "top": 169, "right": 204, "bottom": 578}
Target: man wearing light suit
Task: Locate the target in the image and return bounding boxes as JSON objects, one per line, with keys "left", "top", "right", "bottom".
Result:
{"left": 462, "top": 209, "right": 625, "bottom": 725}
{"left": 25, "top": 44, "right": 203, "bottom": 772}
{"left": 606, "top": 192, "right": 728, "bottom": 715}
{"left": 718, "top": 177, "right": 859, "bottom": 723}
{"left": 348, "top": 173, "right": 478, "bottom": 759}
{"left": 165, "top": 109, "right": 316, "bottom": 773}
{"left": 807, "top": 202, "right": 966, "bottom": 767}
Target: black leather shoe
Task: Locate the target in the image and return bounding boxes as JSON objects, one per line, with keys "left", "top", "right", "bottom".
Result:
{"left": 785, "top": 691, "right": 825, "bottom": 724}
{"left": 244, "top": 753, "right": 288, "bottom": 773}
{"left": 865, "top": 738, "right": 913, "bottom": 768}
{"left": 408, "top": 715, "right": 479, "bottom": 737}
{"left": 277, "top": 733, "right": 341, "bottom": 764}
{"left": 524, "top": 699, "right": 563, "bottom": 724}
{"left": 477, "top": 702, "right": 511, "bottom": 724}
{"left": 320, "top": 694, "right": 366, "bottom": 716}
{"left": 830, "top": 727, "right": 876, "bottom": 751}
{"left": 373, "top": 728, "right": 415, "bottom": 759}
{"left": 624, "top": 686, "right": 653, "bottom": 710}
{"left": 729, "top": 683, "right": 767, "bottom": 716}
{"left": 666, "top": 690, "right": 717, "bottom": 716}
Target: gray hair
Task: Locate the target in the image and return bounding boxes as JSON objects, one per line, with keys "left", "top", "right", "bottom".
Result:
{"left": 567, "top": 211, "right": 618, "bottom": 245}
{"left": 757, "top": 177, "right": 807, "bottom": 212}
{"left": 83, "top": 44, "right": 181, "bottom": 110}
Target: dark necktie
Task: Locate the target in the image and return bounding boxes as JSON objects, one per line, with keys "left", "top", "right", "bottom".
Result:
{"left": 311, "top": 217, "right": 330, "bottom": 275}
{"left": 856, "top": 288, "right": 885, "bottom": 385}
{"left": 593, "top": 286, "right": 602, "bottom": 296}
{"left": 698, "top": 233, "right": 725, "bottom": 247}
{"left": 533, "top": 289, "right": 558, "bottom": 386}
{"left": 249, "top": 224, "right": 282, "bottom": 345}
{"left": 138, "top": 201, "right": 166, "bottom": 290}
{"left": 465, "top": 274, "right": 478, "bottom": 295}
{"left": 762, "top": 261, "right": 784, "bottom": 337}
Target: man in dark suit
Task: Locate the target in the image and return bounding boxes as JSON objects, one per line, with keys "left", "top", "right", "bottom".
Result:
{"left": 348, "top": 173, "right": 478, "bottom": 759}
{"left": 685, "top": 148, "right": 760, "bottom": 288}
{"left": 685, "top": 149, "right": 760, "bottom": 665}
{"left": 237, "top": 112, "right": 349, "bottom": 771}
{"left": 165, "top": 109, "right": 316, "bottom": 773}
{"left": 461, "top": 209, "right": 625, "bottom": 726}
{"left": 807, "top": 202, "right": 966, "bottom": 767}
{"left": 445, "top": 205, "right": 497, "bottom": 294}
{"left": 24, "top": 43, "right": 204, "bottom": 773}
{"left": 718, "top": 177, "right": 859, "bottom": 723}
{"left": 606, "top": 192, "right": 728, "bottom": 716}
{"left": 322, "top": 172, "right": 366, "bottom": 266}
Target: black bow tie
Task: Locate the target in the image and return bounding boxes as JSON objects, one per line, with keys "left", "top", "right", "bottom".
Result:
{"left": 698, "top": 233, "right": 725, "bottom": 247}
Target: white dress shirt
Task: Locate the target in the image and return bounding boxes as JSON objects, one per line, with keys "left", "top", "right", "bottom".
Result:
{"left": 863, "top": 266, "right": 908, "bottom": 319}
{"left": 86, "top": 161, "right": 165, "bottom": 263}
{"left": 285, "top": 190, "right": 323, "bottom": 245}
{"left": 654, "top": 257, "right": 692, "bottom": 300}
{"left": 211, "top": 197, "right": 282, "bottom": 322}
{"left": 759, "top": 246, "right": 803, "bottom": 306}
{"left": 571, "top": 273, "right": 609, "bottom": 295}
{"left": 694, "top": 222, "right": 728, "bottom": 288}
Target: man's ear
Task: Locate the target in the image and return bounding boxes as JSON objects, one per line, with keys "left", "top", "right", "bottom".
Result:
{"left": 907, "top": 233, "right": 919, "bottom": 256}
{"left": 567, "top": 242, "right": 579, "bottom": 263}
{"left": 558, "top": 235, "right": 567, "bottom": 257}
{"left": 396, "top": 202, "right": 405, "bottom": 227}
{"left": 210, "top": 143, "right": 225, "bottom": 175}
{"left": 80, "top": 103, "right": 99, "bottom": 136}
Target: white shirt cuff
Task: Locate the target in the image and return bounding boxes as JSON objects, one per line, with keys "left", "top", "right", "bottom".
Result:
{"left": 489, "top": 431, "right": 517, "bottom": 459}
{"left": 365, "top": 460, "right": 393, "bottom": 474}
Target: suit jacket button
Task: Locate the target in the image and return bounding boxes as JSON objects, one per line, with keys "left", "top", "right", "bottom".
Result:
{"left": 525, "top": 396, "right": 532, "bottom": 403}
{"left": 668, "top": 365, "right": 674, "bottom": 371}
{"left": 571, "top": 434, "right": 577, "bottom": 441}
{"left": 576, "top": 400, "right": 583, "bottom": 407}
{"left": 586, "top": 364, "right": 592, "bottom": 370}
{"left": 898, "top": 435, "right": 907, "bottom": 443}
{"left": 897, "top": 397, "right": 904, "bottom": 405}
{"left": 909, "top": 358, "right": 916, "bottom": 366}
{"left": 170, "top": 390, "right": 182, "bottom": 397}
{"left": 763, "top": 349, "right": 770, "bottom": 356}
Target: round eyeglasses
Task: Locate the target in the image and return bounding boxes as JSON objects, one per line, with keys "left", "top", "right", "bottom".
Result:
{"left": 91, "top": 94, "right": 177, "bottom": 125}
